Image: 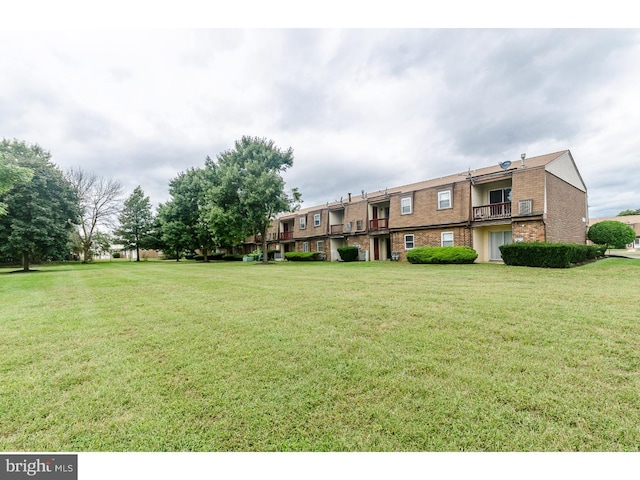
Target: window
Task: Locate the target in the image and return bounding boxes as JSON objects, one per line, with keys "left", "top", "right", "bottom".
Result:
{"left": 438, "top": 190, "right": 451, "bottom": 209}
{"left": 303, "top": 242, "right": 309, "bottom": 252}
{"left": 404, "top": 234, "right": 415, "bottom": 250}
{"left": 317, "top": 241, "right": 323, "bottom": 252}
{"left": 313, "top": 213, "right": 321, "bottom": 227}
{"left": 356, "top": 220, "right": 363, "bottom": 231}
{"left": 441, "top": 231, "right": 454, "bottom": 247}
{"left": 299, "top": 215, "right": 306, "bottom": 229}
{"left": 401, "top": 196, "right": 412, "bottom": 214}
{"left": 489, "top": 187, "right": 512, "bottom": 204}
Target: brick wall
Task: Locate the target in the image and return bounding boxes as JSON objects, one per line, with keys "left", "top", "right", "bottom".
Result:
{"left": 511, "top": 220, "right": 546, "bottom": 242}
{"left": 511, "top": 167, "right": 546, "bottom": 215}
{"left": 391, "top": 182, "right": 470, "bottom": 229}
{"left": 545, "top": 172, "right": 588, "bottom": 244}
{"left": 390, "top": 227, "right": 471, "bottom": 261}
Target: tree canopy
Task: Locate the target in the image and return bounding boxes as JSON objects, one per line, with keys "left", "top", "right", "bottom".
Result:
{"left": 0, "top": 139, "right": 80, "bottom": 271}
{"left": 115, "top": 186, "right": 154, "bottom": 261}
{"left": 207, "top": 136, "right": 301, "bottom": 263}
{"left": 587, "top": 220, "right": 636, "bottom": 250}
{"left": 0, "top": 142, "right": 34, "bottom": 217}
{"left": 618, "top": 208, "right": 640, "bottom": 216}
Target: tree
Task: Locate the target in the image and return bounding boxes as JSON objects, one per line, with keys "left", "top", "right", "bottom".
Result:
{"left": 0, "top": 139, "right": 80, "bottom": 271}
{"left": 587, "top": 220, "right": 636, "bottom": 250}
{"left": 66, "top": 167, "right": 123, "bottom": 262}
{"left": 208, "top": 136, "right": 301, "bottom": 263}
{"left": 115, "top": 186, "right": 154, "bottom": 262}
{"left": 618, "top": 208, "right": 640, "bottom": 216}
{"left": 163, "top": 168, "right": 217, "bottom": 261}
{"left": 155, "top": 201, "right": 191, "bottom": 261}
{"left": 0, "top": 146, "right": 34, "bottom": 217}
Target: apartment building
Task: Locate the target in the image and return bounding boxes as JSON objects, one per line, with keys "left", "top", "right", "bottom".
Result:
{"left": 244, "top": 150, "right": 588, "bottom": 262}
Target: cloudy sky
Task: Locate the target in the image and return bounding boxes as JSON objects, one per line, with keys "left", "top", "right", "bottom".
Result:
{"left": 2, "top": 10, "right": 639, "bottom": 219}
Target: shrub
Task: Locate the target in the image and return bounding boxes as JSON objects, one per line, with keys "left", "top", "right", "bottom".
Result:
{"left": 337, "top": 246, "right": 359, "bottom": 262}
{"left": 284, "top": 252, "right": 323, "bottom": 261}
{"left": 588, "top": 220, "right": 636, "bottom": 250}
{"left": 406, "top": 246, "right": 478, "bottom": 264}
{"left": 222, "top": 254, "right": 245, "bottom": 261}
{"left": 499, "top": 242, "right": 604, "bottom": 268}
{"left": 112, "top": 252, "right": 121, "bottom": 259}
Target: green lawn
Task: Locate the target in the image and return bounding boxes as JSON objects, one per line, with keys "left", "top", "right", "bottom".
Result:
{"left": 1, "top": 258, "right": 639, "bottom": 451}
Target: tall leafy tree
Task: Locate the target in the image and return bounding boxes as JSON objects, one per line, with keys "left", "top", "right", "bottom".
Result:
{"left": 208, "top": 136, "right": 301, "bottom": 263}
{"left": 155, "top": 201, "right": 191, "bottom": 261}
{"left": 0, "top": 139, "right": 80, "bottom": 271}
{"left": 115, "top": 186, "right": 154, "bottom": 262}
{"left": 66, "top": 167, "right": 123, "bottom": 262}
{"left": 157, "top": 167, "right": 218, "bottom": 261}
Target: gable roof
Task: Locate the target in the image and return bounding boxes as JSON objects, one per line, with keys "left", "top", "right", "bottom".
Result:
{"left": 280, "top": 150, "right": 576, "bottom": 218}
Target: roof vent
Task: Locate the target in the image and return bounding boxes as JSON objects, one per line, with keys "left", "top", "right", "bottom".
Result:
{"left": 521, "top": 153, "right": 526, "bottom": 166}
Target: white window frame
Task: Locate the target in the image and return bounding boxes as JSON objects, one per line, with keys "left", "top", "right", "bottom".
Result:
{"left": 441, "top": 231, "right": 454, "bottom": 247}
{"left": 404, "top": 234, "right": 415, "bottom": 250}
{"left": 303, "top": 241, "right": 309, "bottom": 252}
{"left": 438, "top": 190, "right": 452, "bottom": 209}
{"left": 316, "top": 240, "right": 323, "bottom": 252}
{"left": 313, "top": 213, "right": 321, "bottom": 227}
{"left": 299, "top": 215, "right": 306, "bottom": 229}
{"left": 401, "top": 196, "right": 412, "bottom": 215}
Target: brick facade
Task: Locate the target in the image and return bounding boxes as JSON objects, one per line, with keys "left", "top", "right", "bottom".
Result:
{"left": 263, "top": 150, "right": 587, "bottom": 262}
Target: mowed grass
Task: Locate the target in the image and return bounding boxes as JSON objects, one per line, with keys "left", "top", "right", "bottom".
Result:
{"left": 1, "top": 258, "right": 639, "bottom": 452}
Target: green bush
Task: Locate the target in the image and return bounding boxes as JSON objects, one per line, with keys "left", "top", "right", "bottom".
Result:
{"left": 406, "top": 246, "right": 478, "bottom": 264}
{"left": 284, "top": 252, "right": 323, "bottom": 262}
{"left": 588, "top": 220, "right": 636, "bottom": 249}
{"left": 499, "top": 242, "right": 604, "bottom": 268}
{"left": 112, "top": 252, "right": 121, "bottom": 259}
{"left": 337, "top": 246, "right": 359, "bottom": 262}
{"left": 222, "top": 254, "right": 245, "bottom": 261}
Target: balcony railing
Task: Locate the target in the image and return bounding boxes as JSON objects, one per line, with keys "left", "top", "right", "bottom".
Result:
{"left": 473, "top": 202, "right": 511, "bottom": 221}
{"left": 369, "top": 218, "right": 389, "bottom": 231}
{"left": 330, "top": 224, "right": 343, "bottom": 235}
{"left": 279, "top": 231, "right": 294, "bottom": 241}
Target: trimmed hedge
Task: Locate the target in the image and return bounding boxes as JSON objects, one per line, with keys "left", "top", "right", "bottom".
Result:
{"left": 284, "top": 252, "right": 323, "bottom": 262}
{"left": 499, "top": 242, "right": 605, "bottom": 268}
{"left": 222, "top": 254, "right": 245, "bottom": 261}
{"left": 406, "top": 246, "right": 478, "bottom": 264}
{"left": 337, "top": 246, "right": 359, "bottom": 262}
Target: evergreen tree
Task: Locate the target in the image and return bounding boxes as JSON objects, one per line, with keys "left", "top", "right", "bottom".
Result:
{"left": 115, "top": 186, "right": 154, "bottom": 262}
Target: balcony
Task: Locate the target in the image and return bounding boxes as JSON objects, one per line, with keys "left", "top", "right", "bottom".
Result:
{"left": 473, "top": 202, "right": 511, "bottom": 221}
{"left": 279, "top": 231, "right": 294, "bottom": 241}
{"left": 369, "top": 218, "right": 389, "bottom": 231}
{"left": 330, "top": 224, "right": 344, "bottom": 235}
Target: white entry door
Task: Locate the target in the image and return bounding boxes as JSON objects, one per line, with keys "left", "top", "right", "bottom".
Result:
{"left": 489, "top": 230, "right": 512, "bottom": 260}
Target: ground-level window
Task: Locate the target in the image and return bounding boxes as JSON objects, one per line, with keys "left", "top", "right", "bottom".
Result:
{"left": 404, "top": 234, "right": 415, "bottom": 249}
{"left": 441, "top": 231, "right": 454, "bottom": 247}
{"left": 317, "top": 240, "right": 323, "bottom": 252}
{"left": 303, "top": 242, "right": 309, "bottom": 252}
{"left": 489, "top": 230, "right": 512, "bottom": 260}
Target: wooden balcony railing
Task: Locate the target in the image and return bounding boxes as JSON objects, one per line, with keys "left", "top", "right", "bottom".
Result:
{"left": 330, "top": 224, "right": 343, "bottom": 235}
{"left": 369, "top": 218, "right": 389, "bottom": 231}
{"left": 473, "top": 202, "right": 511, "bottom": 221}
{"left": 279, "top": 231, "right": 294, "bottom": 241}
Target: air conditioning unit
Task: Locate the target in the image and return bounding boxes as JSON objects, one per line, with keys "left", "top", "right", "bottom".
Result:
{"left": 344, "top": 222, "right": 352, "bottom": 232}
{"left": 519, "top": 199, "right": 532, "bottom": 215}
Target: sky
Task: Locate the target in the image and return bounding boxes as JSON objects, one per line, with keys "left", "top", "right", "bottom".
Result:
{"left": 2, "top": 4, "right": 639, "bottom": 219}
